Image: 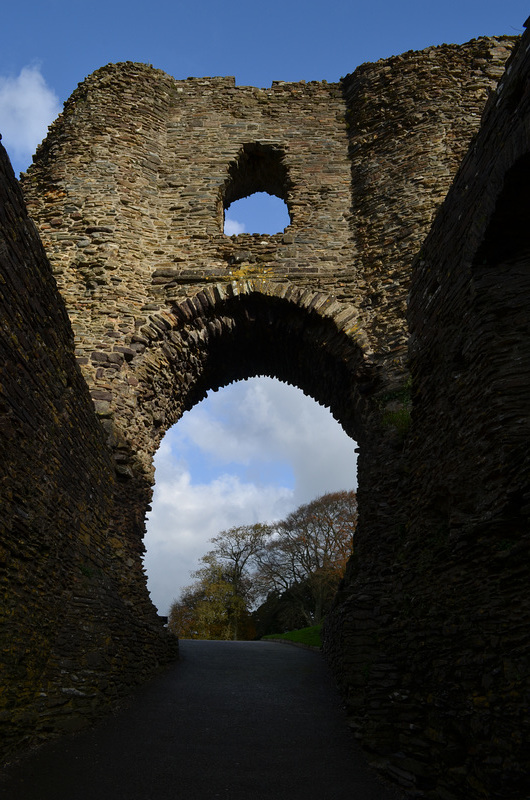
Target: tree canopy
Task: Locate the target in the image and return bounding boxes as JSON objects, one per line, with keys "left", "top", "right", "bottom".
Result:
{"left": 168, "top": 491, "right": 357, "bottom": 639}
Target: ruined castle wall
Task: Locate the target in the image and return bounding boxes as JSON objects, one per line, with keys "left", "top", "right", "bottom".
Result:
{"left": 325, "top": 29, "right": 530, "bottom": 799}
{"left": 0, "top": 144, "right": 175, "bottom": 760}
{"left": 18, "top": 46, "right": 515, "bottom": 643}
{"left": 1, "top": 31, "right": 527, "bottom": 800}
{"left": 404, "top": 29, "right": 530, "bottom": 796}
{"left": 20, "top": 39, "right": 513, "bottom": 478}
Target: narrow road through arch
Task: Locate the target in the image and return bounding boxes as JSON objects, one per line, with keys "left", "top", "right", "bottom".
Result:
{"left": 1, "top": 641, "right": 402, "bottom": 799}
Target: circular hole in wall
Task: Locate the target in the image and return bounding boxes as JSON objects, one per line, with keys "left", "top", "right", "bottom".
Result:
{"left": 224, "top": 192, "right": 290, "bottom": 236}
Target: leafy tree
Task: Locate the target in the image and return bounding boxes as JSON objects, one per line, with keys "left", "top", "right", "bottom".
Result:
{"left": 255, "top": 491, "right": 357, "bottom": 626}
{"left": 208, "top": 523, "right": 271, "bottom": 603}
{"left": 169, "top": 586, "right": 201, "bottom": 638}
{"left": 169, "top": 557, "right": 250, "bottom": 640}
{"left": 168, "top": 492, "right": 356, "bottom": 638}
{"left": 168, "top": 525, "right": 269, "bottom": 640}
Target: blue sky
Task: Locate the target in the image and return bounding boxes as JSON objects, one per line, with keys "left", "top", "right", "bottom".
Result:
{"left": 1, "top": 1, "right": 527, "bottom": 612}
{"left": 2, "top": 2, "right": 527, "bottom": 110}
{"left": 1, "top": 1, "right": 527, "bottom": 178}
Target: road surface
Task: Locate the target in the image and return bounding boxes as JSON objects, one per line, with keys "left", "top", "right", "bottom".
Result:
{"left": 0, "top": 640, "right": 402, "bottom": 799}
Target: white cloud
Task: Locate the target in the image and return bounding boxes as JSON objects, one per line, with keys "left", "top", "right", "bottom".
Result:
{"left": 178, "top": 378, "right": 357, "bottom": 503}
{"left": 0, "top": 65, "right": 61, "bottom": 175}
{"left": 143, "top": 377, "right": 357, "bottom": 614}
{"left": 144, "top": 456, "right": 293, "bottom": 615}
{"left": 224, "top": 217, "right": 245, "bottom": 235}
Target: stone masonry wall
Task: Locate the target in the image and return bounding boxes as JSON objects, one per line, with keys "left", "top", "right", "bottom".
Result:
{"left": 404, "top": 26, "right": 530, "bottom": 797}
{"left": 325, "top": 26, "right": 530, "bottom": 799}
{"left": 0, "top": 143, "right": 176, "bottom": 761}
{"left": 21, "top": 37, "right": 513, "bottom": 483}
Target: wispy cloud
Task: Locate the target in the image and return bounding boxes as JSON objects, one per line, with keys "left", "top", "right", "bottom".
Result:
{"left": 0, "top": 65, "right": 61, "bottom": 175}
{"left": 144, "top": 452, "right": 293, "bottom": 615}
{"left": 224, "top": 217, "right": 245, "bottom": 235}
{"left": 144, "top": 378, "right": 357, "bottom": 613}
{"left": 179, "top": 378, "right": 357, "bottom": 502}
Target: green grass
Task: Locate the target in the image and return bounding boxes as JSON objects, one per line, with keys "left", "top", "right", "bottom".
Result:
{"left": 262, "top": 624, "right": 322, "bottom": 648}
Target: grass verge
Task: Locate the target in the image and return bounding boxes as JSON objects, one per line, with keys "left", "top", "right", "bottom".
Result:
{"left": 261, "top": 624, "right": 322, "bottom": 648}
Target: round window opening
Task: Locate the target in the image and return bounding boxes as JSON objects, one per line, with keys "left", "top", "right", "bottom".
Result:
{"left": 224, "top": 192, "right": 291, "bottom": 236}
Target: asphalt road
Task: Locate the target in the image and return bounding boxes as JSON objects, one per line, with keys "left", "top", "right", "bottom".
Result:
{"left": 0, "top": 640, "right": 403, "bottom": 800}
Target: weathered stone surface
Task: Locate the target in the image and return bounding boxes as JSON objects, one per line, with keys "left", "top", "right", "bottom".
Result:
{"left": 325, "top": 26, "right": 530, "bottom": 800}
{"left": 0, "top": 26, "right": 528, "bottom": 800}
{"left": 22, "top": 38, "right": 513, "bottom": 464}
{"left": 0, "top": 139, "right": 177, "bottom": 761}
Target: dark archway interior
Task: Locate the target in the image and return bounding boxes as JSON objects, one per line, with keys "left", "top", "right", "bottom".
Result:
{"left": 474, "top": 152, "right": 530, "bottom": 267}
{"left": 164, "top": 293, "right": 380, "bottom": 448}
{"left": 469, "top": 152, "right": 530, "bottom": 506}
{"left": 472, "top": 152, "right": 530, "bottom": 362}
{"left": 222, "top": 143, "right": 292, "bottom": 209}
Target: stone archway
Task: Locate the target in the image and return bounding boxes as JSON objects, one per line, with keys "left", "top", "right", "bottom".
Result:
{"left": 86, "top": 277, "right": 409, "bottom": 672}
{"left": 111, "top": 282, "right": 378, "bottom": 478}
{"left": 5, "top": 36, "right": 526, "bottom": 796}
{"left": 100, "top": 282, "right": 397, "bottom": 612}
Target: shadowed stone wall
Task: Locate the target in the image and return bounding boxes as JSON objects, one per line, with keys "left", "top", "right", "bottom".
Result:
{"left": 325, "top": 26, "right": 530, "bottom": 799}
{"left": 0, "top": 144, "right": 176, "bottom": 759}
{"left": 0, "top": 28, "right": 528, "bottom": 799}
